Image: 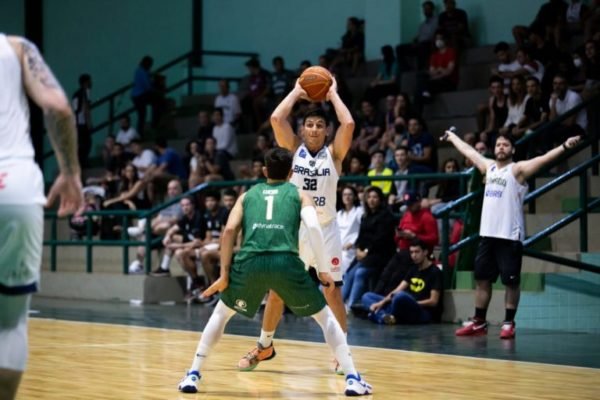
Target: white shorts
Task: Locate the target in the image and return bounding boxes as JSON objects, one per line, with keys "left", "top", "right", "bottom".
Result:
{"left": 299, "top": 219, "right": 343, "bottom": 283}
{"left": 0, "top": 204, "right": 43, "bottom": 294}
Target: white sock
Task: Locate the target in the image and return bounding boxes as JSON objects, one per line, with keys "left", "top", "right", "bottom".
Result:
{"left": 190, "top": 301, "right": 236, "bottom": 372}
{"left": 258, "top": 329, "right": 275, "bottom": 348}
{"left": 311, "top": 306, "right": 358, "bottom": 377}
{"left": 0, "top": 294, "right": 30, "bottom": 371}
{"left": 160, "top": 254, "right": 171, "bottom": 270}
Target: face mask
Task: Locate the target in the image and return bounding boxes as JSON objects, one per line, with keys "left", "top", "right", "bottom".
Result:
{"left": 435, "top": 39, "right": 445, "bottom": 49}
{"left": 573, "top": 57, "right": 583, "bottom": 68}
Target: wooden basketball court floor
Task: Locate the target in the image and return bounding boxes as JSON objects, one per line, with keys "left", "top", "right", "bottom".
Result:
{"left": 16, "top": 298, "right": 600, "bottom": 400}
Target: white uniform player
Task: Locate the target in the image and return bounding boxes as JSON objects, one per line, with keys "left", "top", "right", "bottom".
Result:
{"left": 290, "top": 144, "right": 343, "bottom": 282}
{"left": 0, "top": 33, "right": 81, "bottom": 400}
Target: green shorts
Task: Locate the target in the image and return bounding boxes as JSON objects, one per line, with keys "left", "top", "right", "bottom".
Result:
{"left": 221, "top": 252, "right": 326, "bottom": 318}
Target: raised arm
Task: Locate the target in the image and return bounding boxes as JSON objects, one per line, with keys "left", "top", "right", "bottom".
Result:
{"left": 514, "top": 136, "right": 581, "bottom": 183}
{"left": 328, "top": 77, "right": 355, "bottom": 162}
{"left": 270, "top": 80, "right": 305, "bottom": 152}
{"left": 442, "top": 129, "right": 493, "bottom": 174}
{"left": 10, "top": 36, "right": 82, "bottom": 216}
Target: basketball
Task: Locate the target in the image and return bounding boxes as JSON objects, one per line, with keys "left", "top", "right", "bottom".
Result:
{"left": 299, "top": 66, "right": 333, "bottom": 102}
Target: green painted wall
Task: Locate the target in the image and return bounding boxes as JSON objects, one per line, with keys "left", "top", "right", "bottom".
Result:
{"left": 0, "top": 0, "right": 24, "bottom": 36}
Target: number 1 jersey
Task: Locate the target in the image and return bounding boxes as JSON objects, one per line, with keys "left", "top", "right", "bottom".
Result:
{"left": 289, "top": 144, "right": 339, "bottom": 226}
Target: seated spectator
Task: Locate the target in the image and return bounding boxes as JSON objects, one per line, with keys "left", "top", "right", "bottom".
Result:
{"left": 367, "top": 150, "right": 394, "bottom": 197}
{"left": 203, "top": 136, "right": 235, "bottom": 181}
{"left": 197, "top": 110, "right": 214, "bottom": 146}
{"left": 515, "top": 47, "right": 546, "bottom": 84}
{"left": 241, "top": 58, "right": 271, "bottom": 131}
{"left": 329, "top": 16, "right": 365, "bottom": 76}
{"left": 438, "top": 0, "right": 471, "bottom": 52}
{"left": 130, "top": 139, "right": 156, "bottom": 180}
{"left": 512, "top": 0, "right": 568, "bottom": 47}
{"left": 352, "top": 100, "right": 383, "bottom": 153}
{"left": 103, "top": 163, "right": 149, "bottom": 211}
{"left": 387, "top": 146, "right": 431, "bottom": 207}
{"left": 343, "top": 186, "right": 396, "bottom": 309}
{"left": 212, "top": 107, "right": 238, "bottom": 159}
{"left": 464, "top": 141, "right": 489, "bottom": 169}
{"left": 88, "top": 142, "right": 127, "bottom": 198}
{"left": 343, "top": 152, "right": 369, "bottom": 194}
{"left": 491, "top": 42, "right": 521, "bottom": 91}
{"left": 214, "top": 80, "right": 241, "bottom": 128}
{"left": 270, "top": 56, "right": 295, "bottom": 104}
{"left": 337, "top": 186, "right": 364, "bottom": 276}
{"left": 548, "top": 72, "right": 588, "bottom": 146}
{"left": 415, "top": 31, "right": 459, "bottom": 111}
{"left": 393, "top": 92, "right": 415, "bottom": 126}
{"left": 115, "top": 116, "right": 139, "bottom": 150}
{"left": 396, "top": 1, "right": 438, "bottom": 71}
{"left": 252, "top": 132, "right": 273, "bottom": 160}
{"left": 362, "top": 239, "right": 443, "bottom": 324}
{"left": 424, "top": 158, "right": 462, "bottom": 231}
{"left": 521, "top": 77, "right": 550, "bottom": 139}
{"left": 102, "top": 134, "right": 116, "bottom": 168}
{"left": 364, "top": 45, "right": 399, "bottom": 104}
{"left": 580, "top": 40, "right": 600, "bottom": 97}
{"left": 128, "top": 179, "right": 183, "bottom": 274}
{"left": 184, "top": 139, "right": 203, "bottom": 188}
{"left": 501, "top": 76, "right": 530, "bottom": 147}
{"left": 147, "top": 138, "right": 187, "bottom": 203}
{"left": 476, "top": 76, "right": 508, "bottom": 148}
{"left": 160, "top": 197, "right": 209, "bottom": 300}
{"left": 405, "top": 117, "right": 437, "bottom": 172}
{"left": 69, "top": 190, "right": 101, "bottom": 240}
{"left": 395, "top": 190, "right": 439, "bottom": 253}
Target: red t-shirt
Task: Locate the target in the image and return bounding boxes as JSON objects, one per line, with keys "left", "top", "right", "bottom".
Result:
{"left": 429, "top": 48, "right": 459, "bottom": 85}
{"left": 395, "top": 208, "right": 439, "bottom": 251}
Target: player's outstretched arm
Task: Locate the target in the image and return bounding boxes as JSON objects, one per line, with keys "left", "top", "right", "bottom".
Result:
{"left": 441, "top": 129, "right": 492, "bottom": 174}
{"left": 203, "top": 193, "right": 245, "bottom": 297}
{"left": 514, "top": 136, "right": 581, "bottom": 183}
{"left": 270, "top": 80, "right": 306, "bottom": 152}
{"left": 10, "top": 36, "right": 82, "bottom": 216}
{"left": 299, "top": 191, "right": 334, "bottom": 292}
{"left": 327, "top": 77, "right": 355, "bottom": 162}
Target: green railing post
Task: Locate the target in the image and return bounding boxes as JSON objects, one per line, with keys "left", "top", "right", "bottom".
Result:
{"left": 86, "top": 216, "right": 93, "bottom": 273}
{"left": 144, "top": 220, "right": 152, "bottom": 274}
{"left": 580, "top": 171, "right": 588, "bottom": 252}
{"left": 187, "top": 55, "right": 193, "bottom": 95}
{"left": 51, "top": 215, "right": 57, "bottom": 272}
{"left": 122, "top": 215, "right": 130, "bottom": 274}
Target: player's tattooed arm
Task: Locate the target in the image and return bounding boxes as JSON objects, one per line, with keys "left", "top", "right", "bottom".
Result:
{"left": 15, "top": 37, "right": 80, "bottom": 175}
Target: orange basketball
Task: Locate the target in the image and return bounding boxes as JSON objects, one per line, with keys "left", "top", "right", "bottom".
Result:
{"left": 299, "top": 66, "right": 333, "bottom": 102}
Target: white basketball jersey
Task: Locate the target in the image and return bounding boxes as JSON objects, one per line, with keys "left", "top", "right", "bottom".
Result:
{"left": 480, "top": 163, "right": 528, "bottom": 241}
{"left": 0, "top": 33, "right": 45, "bottom": 205}
{"left": 290, "top": 144, "right": 339, "bottom": 225}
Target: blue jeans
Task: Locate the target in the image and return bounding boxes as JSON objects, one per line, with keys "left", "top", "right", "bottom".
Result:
{"left": 342, "top": 262, "right": 377, "bottom": 307}
{"left": 361, "top": 291, "right": 431, "bottom": 324}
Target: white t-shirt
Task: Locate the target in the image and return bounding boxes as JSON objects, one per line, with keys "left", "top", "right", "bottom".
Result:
{"left": 116, "top": 127, "right": 139, "bottom": 146}
{"left": 498, "top": 60, "right": 521, "bottom": 89}
{"left": 480, "top": 163, "right": 528, "bottom": 242}
{"left": 214, "top": 93, "right": 241, "bottom": 125}
{"left": 550, "top": 89, "right": 588, "bottom": 130}
{"left": 212, "top": 123, "right": 238, "bottom": 157}
{"left": 132, "top": 149, "right": 157, "bottom": 178}
{"left": 504, "top": 95, "right": 530, "bottom": 127}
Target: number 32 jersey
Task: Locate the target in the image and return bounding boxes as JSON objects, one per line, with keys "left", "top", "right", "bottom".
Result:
{"left": 289, "top": 144, "right": 339, "bottom": 226}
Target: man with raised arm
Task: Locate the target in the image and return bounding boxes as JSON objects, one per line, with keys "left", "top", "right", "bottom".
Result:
{"left": 0, "top": 34, "right": 83, "bottom": 399}
{"left": 443, "top": 129, "right": 580, "bottom": 339}
{"left": 237, "top": 77, "right": 355, "bottom": 374}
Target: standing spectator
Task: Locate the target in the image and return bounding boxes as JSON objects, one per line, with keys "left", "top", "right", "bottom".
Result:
{"left": 364, "top": 45, "right": 399, "bottom": 104}
{"left": 405, "top": 118, "right": 437, "bottom": 172}
{"left": 214, "top": 80, "right": 241, "bottom": 127}
{"left": 115, "top": 116, "right": 139, "bottom": 150}
{"left": 72, "top": 73, "right": 92, "bottom": 168}
{"left": 211, "top": 107, "right": 238, "bottom": 159}
{"left": 131, "top": 55, "right": 154, "bottom": 135}
{"left": 330, "top": 17, "right": 365, "bottom": 76}
{"left": 548, "top": 73, "right": 587, "bottom": 146}
{"left": 396, "top": 1, "right": 438, "bottom": 71}
{"left": 337, "top": 186, "right": 364, "bottom": 276}
{"left": 241, "top": 58, "right": 271, "bottom": 131}
{"left": 270, "top": 56, "right": 295, "bottom": 104}
{"left": 438, "top": 0, "right": 471, "bottom": 52}
{"left": 363, "top": 239, "right": 443, "bottom": 324}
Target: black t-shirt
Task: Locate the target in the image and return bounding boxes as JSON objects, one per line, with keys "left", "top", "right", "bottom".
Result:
{"left": 203, "top": 207, "right": 229, "bottom": 240}
{"left": 177, "top": 212, "right": 206, "bottom": 243}
{"left": 403, "top": 264, "right": 443, "bottom": 320}
{"left": 524, "top": 96, "right": 549, "bottom": 124}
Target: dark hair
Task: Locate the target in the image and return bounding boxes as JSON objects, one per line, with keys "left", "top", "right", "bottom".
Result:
{"left": 302, "top": 107, "right": 329, "bottom": 126}
{"left": 364, "top": 185, "right": 385, "bottom": 208}
{"left": 370, "top": 149, "right": 386, "bottom": 158}
{"left": 264, "top": 147, "right": 293, "bottom": 180}
{"left": 245, "top": 58, "right": 260, "bottom": 68}
{"left": 252, "top": 156, "right": 265, "bottom": 164}
{"left": 223, "top": 188, "right": 238, "bottom": 198}
{"left": 553, "top": 72, "right": 568, "bottom": 82}
{"left": 508, "top": 75, "right": 526, "bottom": 105}
{"left": 517, "top": 46, "right": 532, "bottom": 58}
{"left": 79, "top": 73, "right": 91, "bottom": 86}
{"left": 181, "top": 196, "right": 195, "bottom": 205}
{"left": 204, "top": 190, "right": 221, "bottom": 202}
{"left": 155, "top": 137, "right": 168, "bottom": 148}
{"left": 341, "top": 185, "right": 360, "bottom": 207}
{"left": 442, "top": 157, "right": 460, "bottom": 172}
{"left": 495, "top": 133, "right": 515, "bottom": 147}
{"left": 185, "top": 139, "right": 201, "bottom": 155}
{"left": 423, "top": 1, "right": 434, "bottom": 8}
{"left": 300, "top": 60, "right": 311, "bottom": 68}
{"left": 140, "top": 56, "right": 153, "bottom": 70}
{"left": 494, "top": 41, "right": 510, "bottom": 54}
{"left": 213, "top": 107, "right": 224, "bottom": 117}
{"left": 396, "top": 145, "right": 410, "bottom": 154}
{"left": 272, "top": 56, "right": 284, "bottom": 65}
{"left": 409, "top": 238, "right": 429, "bottom": 251}
{"left": 489, "top": 75, "right": 504, "bottom": 86}
{"left": 526, "top": 76, "right": 540, "bottom": 85}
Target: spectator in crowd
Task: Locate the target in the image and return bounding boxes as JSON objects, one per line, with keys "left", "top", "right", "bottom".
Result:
{"left": 129, "top": 179, "right": 183, "bottom": 274}
{"left": 464, "top": 141, "right": 490, "bottom": 169}
{"left": 405, "top": 118, "right": 437, "bottom": 172}
{"left": 270, "top": 56, "right": 295, "bottom": 105}
{"left": 394, "top": 93, "right": 415, "bottom": 126}
{"left": 252, "top": 132, "right": 272, "bottom": 161}
{"left": 344, "top": 152, "right": 369, "bottom": 194}
{"left": 102, "top": 163, "right": 149, "bottom": 211}
{"left": 416, "top": 31, "right": 459, "bottom": 110}
{"left": 383, "top": 95, "right": 397, "bottom": 132}
{"left": 241, "top": 58, "right": 271, "bottom": 131}
{"left": 69, "top": 190, "right": 101, "bottom": 240}
{"left": 477, "top": 76, "right": 508, "bottom": 147}
{"left": 513, "top": 0, "right": 568, "bottom": 47}
{"left": 130, "top": 139, "right": 156, "bottom": 180}
{"left": 548, "top": 72, "right": 588, "bottom": 146}
{"left": 337, "top": 186, "right": 364, "bottom": 277}
{"left": 203, "top": 136, "right": 235, "bottom": 181}
{"left": 579, "top": 40, "right": 600, "bottom": 96}
{"left": 214, "top": 80, "right": 241, "bottom": 128}
{"left": 72, "top": 73, "right": 92, "bottom": 168}
{"left": 343, "top": 186, "right": 396, "bottom": 309}
{"left": 387, "top": 146, "right": 430, "bottom": 207}
{"left": 515, "top": 47, "right": 546, "bottom": 84}
{"left": 146, "top": 138, "right": 186, "bottom": 203}
{"left": 424, "top": 158, "right": 462, "bottom": 231}
{"left": 585, "top": 0, "right": 600, "bottom": 41}
{"left": 87, "top": 142, "right": 127, "bottom": 198}
{"left": 438, "top": 0, "right": 471, "bottom": 52}
{"left": 396, "top": 1, "right": 438, "bottom": 71}
{"left": 212, "top": 107, "right": 238, "bottom": 159}
{"left": 184, "top": 139, "right": 204, "bottom": 188}
{"left": 557, "top": 0, "right": 591, "bottom": 47}
{"left": 501, "top": 76, "right": 530, "bottom": 147}
{"left": 491, "top": 42, "right": 521, "bottom": 90}
{"left": 363, "top": 239, "right": 443, "bottom": 324}
{"left": 364, "top": 45, "right": 399, "bottom": 104}
{"left": 330, "top": 16, "right": 365, "bottom": 76}
{"left": 197, "top": 110, "right": 214, "bottom": 146}
{"left": 131, "top": 55, "right": 155, "bottom": 135}
{"left": 298, "top": 59, "right": 311, "bottom": 74}
{"left": 352, "top": 100, "right": 383, "bottom": 152}
{"left": 516, "top": 77, "right": 550, "bottom": 157}
{"left": 115, "top": 116, "right": 139, "bottom": 150}
{"left": 102, "top": 134, "right": 116, "bottom": 169}
{"left": 367, "top": 150, "right": 394, "bottom": 197}
{"left": 395, "top": 190, "right": 439, "bottom": 253}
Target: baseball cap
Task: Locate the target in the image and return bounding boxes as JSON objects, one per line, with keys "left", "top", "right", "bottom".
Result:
{"left": 401, "top": 190, "right": 422, "bottom": 205}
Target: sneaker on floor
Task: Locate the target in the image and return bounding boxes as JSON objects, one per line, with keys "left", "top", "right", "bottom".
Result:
{"left": 500, "top": 321, "right": 516, "bottom": 339}
{"left": 344, "top": 374, "right": 373, "bottom": 396}
{"left": 237, "top": 342, "right": 276, "bottom": 371}
{"left": 126, "top": 226, "right": 143, "bottom": 238}
{"left": 382, "top": 314, "right": 397, "bottom": 325}
{"left": 455, "top": 318, "right": 488, "bottom": 336}
{"left": 150, "top": 267, "right": 171, "bottom": 277}
{"left": 128, "top": 260, "right": 143, "bottom": 274}
{"left": 178, "top": 370, "right": 201, "bottom": 393}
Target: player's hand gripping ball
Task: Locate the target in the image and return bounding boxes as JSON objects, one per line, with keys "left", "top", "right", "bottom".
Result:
{"left": 298, "top": 66, "right": 333, "bottom": 102}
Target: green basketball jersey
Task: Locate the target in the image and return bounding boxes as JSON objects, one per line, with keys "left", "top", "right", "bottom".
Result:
{"left": 235, "top": 181, "right": 301, "bottom": 263}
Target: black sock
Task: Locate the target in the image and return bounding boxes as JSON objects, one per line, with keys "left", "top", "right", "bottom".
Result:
{"left": 505, "top": 308, "right": 517, "bottom": 322}
{"left": 475, "top": 307, "right": 487, "bottom": 321}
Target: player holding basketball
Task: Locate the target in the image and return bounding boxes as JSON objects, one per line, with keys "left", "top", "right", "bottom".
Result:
{"left": 0, "top": 34, "right": 82, "bottom": 399}
{"left": 178, "top": 147, "right": 372, "bottom": 396}
{"left": 237, "top": 76, "right": 354, "bottom": 373}
{"left": 443, "top": 130, "right": 581, "bottom": 339}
